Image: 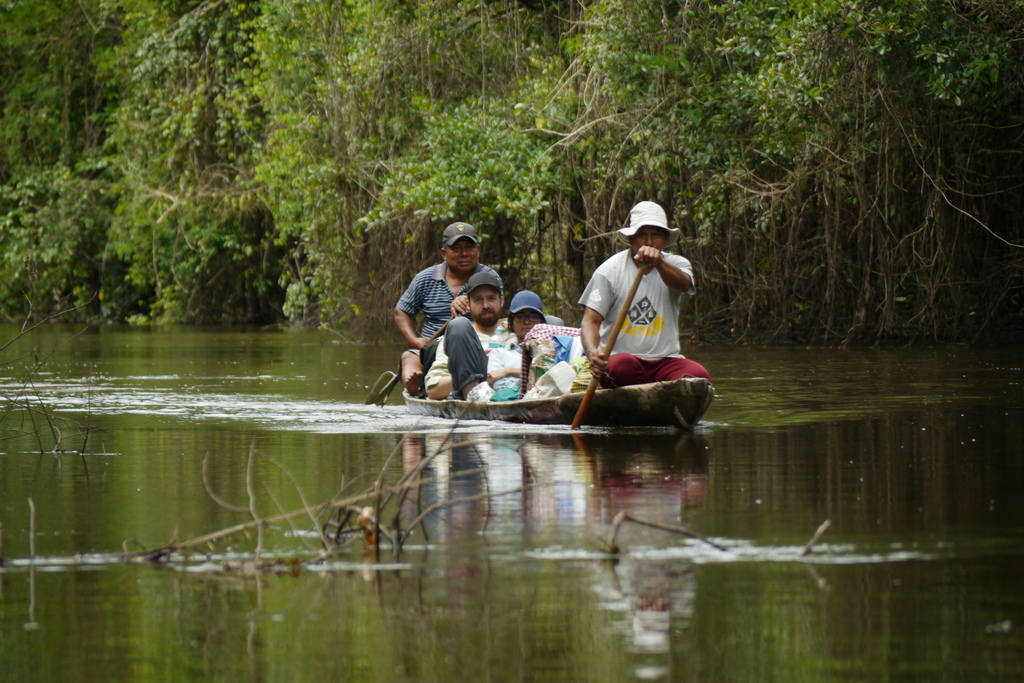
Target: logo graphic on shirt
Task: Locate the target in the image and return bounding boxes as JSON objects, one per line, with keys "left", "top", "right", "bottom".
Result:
{"left": 623, "top": 296, "right": 663, "bottom": 336}
{"left": 630, "top": 297, "right": 656, "bottom": 326}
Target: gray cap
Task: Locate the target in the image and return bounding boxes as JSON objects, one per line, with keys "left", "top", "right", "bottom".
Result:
{"left": 466, "top": 271, "right": 502, "bottom": 296}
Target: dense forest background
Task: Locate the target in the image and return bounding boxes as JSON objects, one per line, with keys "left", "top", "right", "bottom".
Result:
{"left": 2, "top": 0, "right": 1022, "bottom": 344}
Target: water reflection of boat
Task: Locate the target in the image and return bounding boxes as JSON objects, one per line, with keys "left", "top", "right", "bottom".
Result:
{"left": 575, "top": 432, "right": 712, "bottom": 513}
{"left": 599, "top": 558, "right": 697, "bottom": 657}
{"left": 403, "top": 377, "right": 714, "bottom": 429}
{"left": 398, "top": 430, "right": 712, "bottom": 663}
{"left": 569, "top": 433, "right": 712, "bottom": 665}
{"left": 397, "top": 432, "right": 712, "bottom": 542}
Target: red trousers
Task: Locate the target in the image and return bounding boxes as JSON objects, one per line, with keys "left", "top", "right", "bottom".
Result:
{"left": 602, "top": 354, "right": 711, "bottom": 388}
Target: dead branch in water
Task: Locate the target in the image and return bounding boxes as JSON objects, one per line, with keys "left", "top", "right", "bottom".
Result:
{"left": 600, "top": 511, "right": 727, "bottom": 554}
{"left": 130, "top": 430, "right": 524, "bottom": 569}
{"left": 2, "top": 307, "right": 105, "bottom": 455}
{"left": 800, "top": 519, "right": 832, "bottom": 557}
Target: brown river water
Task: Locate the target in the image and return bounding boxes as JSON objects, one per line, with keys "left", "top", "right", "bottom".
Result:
{"left": 1, "top": 324, "right": 1022, "bottom": 681}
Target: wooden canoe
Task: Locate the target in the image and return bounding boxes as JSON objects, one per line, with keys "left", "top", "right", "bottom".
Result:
{"left": 404, "top": 377, "right": 714, "bottom": 429}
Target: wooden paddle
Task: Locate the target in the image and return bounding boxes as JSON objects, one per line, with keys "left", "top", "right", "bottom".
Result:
{"left": 571, "top": 265, "right": 649, "bottom": 429}
{"left": 365, "top": 317, "right": 453, "bottom": 405}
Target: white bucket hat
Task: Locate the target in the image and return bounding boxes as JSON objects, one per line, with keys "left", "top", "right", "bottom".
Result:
{"left": 617, "top": 201, "right": 680, "bottom": 247}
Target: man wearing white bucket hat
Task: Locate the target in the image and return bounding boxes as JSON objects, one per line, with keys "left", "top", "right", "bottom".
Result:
{"left": 578, "top": 200, "right": 711, "bottom": 388}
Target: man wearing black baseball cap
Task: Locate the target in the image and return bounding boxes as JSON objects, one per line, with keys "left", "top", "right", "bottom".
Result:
{"left": 423, "top": 271, "right": 517, "bottom": 400}
{"left": 394, "top": 221, "right": 503, "bottom": 396}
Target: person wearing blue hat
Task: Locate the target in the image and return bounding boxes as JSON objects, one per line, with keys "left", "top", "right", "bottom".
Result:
{"left": 508, "top": 290, "right": 546, "bottom": 338}
{"left": 475, "top": 290, "right": 547, "bottom": 400}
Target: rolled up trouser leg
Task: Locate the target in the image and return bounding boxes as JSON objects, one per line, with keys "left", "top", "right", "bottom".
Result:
{"left": 417, "top": 338, "right": 441, "bottom": 398}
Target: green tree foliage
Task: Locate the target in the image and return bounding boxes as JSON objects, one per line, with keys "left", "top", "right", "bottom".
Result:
{"left": 106, "top": 0, "right": 280, "bottom": 323}
{"left": 253, "top": 0, "right": 571, "bottom": 332}
{"left": 0, "top": 0, "right": 115, "bottom": 318}
{"left": 1, "top": 0, "right": 1022, "bottom": 342}
{"left": 559, "top": 0, "right": 1024, "bottom": 343}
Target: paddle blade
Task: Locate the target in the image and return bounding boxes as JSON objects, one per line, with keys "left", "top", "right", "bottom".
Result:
{"left": 365, "top": 371, "right": 397, "bottom": 405}
{"left": 376, "top": 373, "right": 401, "bottom": 406}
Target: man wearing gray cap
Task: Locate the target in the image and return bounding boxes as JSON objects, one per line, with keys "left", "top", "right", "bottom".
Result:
{"left": 424, "top": 271, "right": 517, "bottom": 400}
{"left": 394, "top": 222, "right": 502, "bottom": 396}
{"left": 579, "top": 201, "right": 711, "bottom": 388}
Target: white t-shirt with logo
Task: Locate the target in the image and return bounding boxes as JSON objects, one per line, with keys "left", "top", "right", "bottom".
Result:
{"left": 578, "top": 249, "right": 695, "bottom": 360}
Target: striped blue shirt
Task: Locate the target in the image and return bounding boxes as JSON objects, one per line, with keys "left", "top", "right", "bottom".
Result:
{"left": 395, "top": 263, "right": 503, "bottom": 338}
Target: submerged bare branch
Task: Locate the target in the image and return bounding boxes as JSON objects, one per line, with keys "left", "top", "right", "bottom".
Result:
{"left": 601, "top": 511, "right": 727, "bottom": 554}
{"left": 800, "top": 519, "right": 833, "bottom": 557}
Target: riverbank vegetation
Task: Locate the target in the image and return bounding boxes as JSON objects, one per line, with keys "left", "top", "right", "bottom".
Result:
{"left": 2, "top": 0, "right": 1023, "bottom": 344}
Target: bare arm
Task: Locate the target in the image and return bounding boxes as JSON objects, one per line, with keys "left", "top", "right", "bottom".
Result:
{"left": 394, "top": 308, "right": 427, "bottom": 349}
{"left": 451, "top": 295, "right": 470, "bottom": 318}
{"left": 486, "top": 366, "right": 520, "bottom": 386}
{"left": 580, "top": 306, "right": 607, "bottom": 381}
{"left": 634, "top": 246, "right": 691, "bottom": 292}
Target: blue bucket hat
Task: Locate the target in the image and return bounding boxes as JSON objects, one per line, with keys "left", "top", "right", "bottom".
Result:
{"left": 509, "top": 290, "right": 545, "bottom": 321}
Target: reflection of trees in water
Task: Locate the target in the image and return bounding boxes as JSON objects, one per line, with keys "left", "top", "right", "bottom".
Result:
{"left": 710, "top": 411, "right": 1024, "bottom": 534}
{"left": 1, "top": 313, "right": 104, "bottom": 456}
